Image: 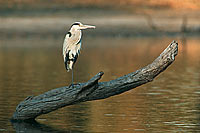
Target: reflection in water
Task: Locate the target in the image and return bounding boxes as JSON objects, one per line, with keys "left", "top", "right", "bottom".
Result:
{"left": 0, "top": 36, "right": 199, "bottom": 132}
{"left": 11, "top": 120, "right": 68, "bottom": 133}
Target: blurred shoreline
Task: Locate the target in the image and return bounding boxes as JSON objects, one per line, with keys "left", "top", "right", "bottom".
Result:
{"left": 0, "top": 2, "right": 200, "bottom": 38}
{"left": 0, "top": 13, "right": 200, "bottom": 38}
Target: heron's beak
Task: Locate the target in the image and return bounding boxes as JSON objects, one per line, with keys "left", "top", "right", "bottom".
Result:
{"left": 80, "top": 24, "right": 96, "bottom": 30}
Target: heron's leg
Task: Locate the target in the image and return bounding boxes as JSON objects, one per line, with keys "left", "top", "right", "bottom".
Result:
{"left": 71, "top": 68, "right": 74, "bottom": 87}
{"left": 69, "top": 68, "right": 80, "bottom": 88}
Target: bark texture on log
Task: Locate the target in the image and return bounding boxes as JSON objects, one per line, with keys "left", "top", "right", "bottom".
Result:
{"left": 12, "top": 40, "right": 178, "bottom": 121}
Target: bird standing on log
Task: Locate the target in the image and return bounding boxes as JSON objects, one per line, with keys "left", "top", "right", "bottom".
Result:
{"left": 62, "top": 22, "right": 95, "bottom": 86}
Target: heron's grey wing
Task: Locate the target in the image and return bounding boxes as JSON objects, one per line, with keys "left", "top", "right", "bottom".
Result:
{"left": 63, "top": 32, "right": 81, "bottom": 71}
{"left": 63, "top": 32, "right": 73, "bottom": 71}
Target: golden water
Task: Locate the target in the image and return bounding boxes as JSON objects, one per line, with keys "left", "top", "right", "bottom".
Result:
{"left": 0, "top": 36, "right": 199, "bottom": 132}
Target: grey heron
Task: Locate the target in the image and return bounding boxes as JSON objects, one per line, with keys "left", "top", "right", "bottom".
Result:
{"left": 62, "top": 22, "right": 95, "bottom": 86}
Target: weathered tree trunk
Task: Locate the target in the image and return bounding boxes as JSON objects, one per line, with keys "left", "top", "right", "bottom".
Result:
{"left": 12, "top": 40, "right": 178, "bottom": 121}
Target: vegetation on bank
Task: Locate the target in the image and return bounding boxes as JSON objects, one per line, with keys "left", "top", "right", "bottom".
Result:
{"left": 1, "top": 0, "right": 200, "bottom": 9}
{"left": 0, "top": 0, "right": 199, "bottom": 16}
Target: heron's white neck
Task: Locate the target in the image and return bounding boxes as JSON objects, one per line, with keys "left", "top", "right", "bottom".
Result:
{"left": 68, "top": 28, "right": 82, "bottom": 43}
{"left": 70, "top": 28, "right": 82, "bottom": 37}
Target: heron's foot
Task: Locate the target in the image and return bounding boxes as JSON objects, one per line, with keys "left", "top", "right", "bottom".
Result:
{"left": 69, "top": 83, "right": 81, "bottom": 88}
{"left": 69, "top": 84, "right": 74, "bottom": 88}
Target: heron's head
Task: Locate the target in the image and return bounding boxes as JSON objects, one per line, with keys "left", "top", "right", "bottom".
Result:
{"left": 71, "top": 22, "right": 95, "bottom": 30}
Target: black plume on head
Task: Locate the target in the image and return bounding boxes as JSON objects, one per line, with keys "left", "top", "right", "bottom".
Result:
{"left": 72, "top": 22, "right": 80, "bottom": 26}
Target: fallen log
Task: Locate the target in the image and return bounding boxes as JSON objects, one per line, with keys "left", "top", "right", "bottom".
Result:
{"left": 12, "top": 40, "right": 178, "bottom": 121}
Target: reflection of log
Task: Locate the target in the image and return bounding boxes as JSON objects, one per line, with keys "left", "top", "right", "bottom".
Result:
{"left": 12, "top": 41, "right": 178, "bottom": 121}
{"left": 11, "top": 120, "right": 67, "bottom": 133}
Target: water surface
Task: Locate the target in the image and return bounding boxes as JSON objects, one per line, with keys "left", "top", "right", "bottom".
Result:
{"left": 0, "top": 36, "right": 200, "bottom": 132}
